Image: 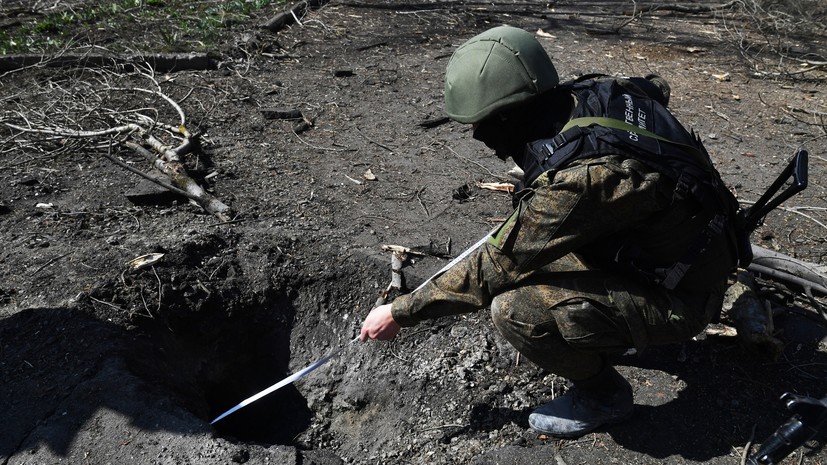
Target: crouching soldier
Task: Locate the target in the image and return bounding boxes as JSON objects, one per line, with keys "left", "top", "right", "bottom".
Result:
{"left": 360, "top": 25, "right": 744, "bottom": 438}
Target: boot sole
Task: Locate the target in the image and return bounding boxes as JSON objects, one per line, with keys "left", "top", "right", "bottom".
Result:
{"left": 530, "top": 407, "right": 634, "bottom": 439}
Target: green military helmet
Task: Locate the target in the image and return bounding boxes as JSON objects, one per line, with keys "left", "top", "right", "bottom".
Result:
{"left": 444, "top": 25, "right": 559, "bottom": 124}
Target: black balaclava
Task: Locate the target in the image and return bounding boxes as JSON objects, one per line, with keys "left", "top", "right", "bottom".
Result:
{"left": 472, "top": 87, "right": 574, "bottom": 170}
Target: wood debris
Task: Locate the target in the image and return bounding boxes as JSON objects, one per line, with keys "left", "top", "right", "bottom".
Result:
{"left": 477, "top": 182, "right": 515, "bottom": 193}
{"left": 260, "top": 108, "right": 304, "bottom": 120}
{"left": 4, "top": 67, "right": 233, "bottom": 222}
{"left": 127, "top": 253, "right": 165, "bottom": 271}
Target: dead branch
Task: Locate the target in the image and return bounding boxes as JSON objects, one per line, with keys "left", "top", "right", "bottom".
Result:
{"left": 1, "top": 65, "right": 232, "bottom": 221}
{"left": 0, "top": 52, "right": 215, "bottom": 74}
{"left": 261, "top": 0, "right": 330, "bottom": 33}
{"left": 381, "top": 244, "right": 427, "bottom": 257}
{"left": 4, "top": 121, "right": 143, "bottom": 138}
{"left": 739, "top": 199, "right": 827, "bottom": 230}
{"left": 381, "top": 244, "right": 452, "bottom": 259}
{"left": 748, "top": 244, "right": 827, "bottom": 295}
{"left": 639, "top": 0, "right": 742, "bottom": 14}
{"left": 786, "top": 105, "right": 827, "bottom": 118}
{"left": 590, "top": 0, "right": 743, "bottom": 35}
{"left": 477, "top": 182, "right": 515, "bottom": 194}
{"left": 375, "top": 247, "right": 407, "bottom": 307}
{"left": 124, "top": 141, "right": 231, "bottom": 221}
{"left": 725, "top": 0, "right": 827, "bottom": 80}
{"left": 102, "top": 144, "right": 194, "bottom": 200}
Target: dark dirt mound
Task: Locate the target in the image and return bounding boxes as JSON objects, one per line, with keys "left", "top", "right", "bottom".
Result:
{"left": 1, "top": 1, "right": 826, "bottom": 464}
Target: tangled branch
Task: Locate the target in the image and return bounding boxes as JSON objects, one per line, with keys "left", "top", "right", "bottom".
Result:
{"left": 1, "top": 65, "right": 232, "bottom": 221}
{"left": 725, "top": 0, "right": 827, "bottom": 79}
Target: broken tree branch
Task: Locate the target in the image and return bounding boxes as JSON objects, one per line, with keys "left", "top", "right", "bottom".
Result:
{"left": 102, "top": 144, "right": 195, "bottom": 201}
{"left": 124, "top": 141, "right": 231, "bottom": 221}
{"left": 748, "top": 244, "right": 827, "bottom": 295}
{"left": 261, "top": 0, "right": 330, "bottom": 33}
{"left": 375, "top": 247, "right": 407, "bottom": 307}
{"left": 1, "top": 65, "right": 232, "bottom": 221}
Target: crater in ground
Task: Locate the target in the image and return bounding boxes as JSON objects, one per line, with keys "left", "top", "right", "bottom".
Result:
{"left": 1, "top": 1, "right": 825, "bottom": 464}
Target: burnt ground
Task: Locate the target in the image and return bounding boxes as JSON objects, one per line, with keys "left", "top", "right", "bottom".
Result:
{"left": 1, "top": 1, "right": 827, "bottom": 464}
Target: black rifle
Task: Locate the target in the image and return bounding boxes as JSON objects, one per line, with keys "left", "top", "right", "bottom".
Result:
{"left": 739, "top": 149, "right": 809, "bottom": 233}
{"left": 740, "top": 149, "right": 822, "bottom": 464}
{"left": 747, "top": 393, "right": 827, "bottom": 464}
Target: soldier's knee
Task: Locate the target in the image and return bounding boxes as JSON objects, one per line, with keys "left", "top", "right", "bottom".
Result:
{"left": 490, "top": 295, "right": 508, "bottom": 332}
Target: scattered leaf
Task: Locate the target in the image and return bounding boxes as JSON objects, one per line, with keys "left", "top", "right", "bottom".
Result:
{"left": 363, "top": 169, "right": 377, "bottom": 181}
{"left": 712, "top": 73, "right": 731, "bottom": 81}
{"left": 686, "top": 46, "right": 707, "bottom": 53}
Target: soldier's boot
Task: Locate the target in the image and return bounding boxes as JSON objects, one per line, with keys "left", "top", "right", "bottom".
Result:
{"left": 528, "top": 365, "right": 633, "bottom": 438}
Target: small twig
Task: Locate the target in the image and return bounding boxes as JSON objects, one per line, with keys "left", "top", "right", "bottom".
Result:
{"left": 374, "top": 282, "right": 394, "bottom": 308}
{"left": 803, "top": 286, "right": 827, "bottom": 323}
{"left": 748, "top": 263, "right": 827, "bottom": 295}
{"left": 437, "top": 141, "right": 508, "bottom": 182}
{"left": 416, "top": 188, "right": 430, "bottom": 216}
{"left": 28, "top": 251, "right": 74, "bottom": 277}
{"left": 786, "top": 105, "right": 827, "bottom": 118}
{"left": 417, "top": 424, "right": 466, "bottom": 433}
{"left": 4, "top": 121, "right": 143, "bottom": 138}
{"left": 152, "top": 266, "right": 162, "bottom": 315}
{"left": 389, "top": 250, "right": 406, "bottom": 291}
{"left": 102, "top": 143, "right": 194, "bottom": 200}
{"left": 741, "top": 423, "right": 757, "bottom": 465}
{"left": 644, "top": 0, "right": 741, "bottom": 14}
{"left": 121, "top": 141, "right": 232, "bottom": 221}
{"left": 387, "top": 344, "right": 412, "bottom": 363}
{"left": 381, "top": 245, "right": 427, "bottom": 257}
{"left": 344, "top": 174, "right": 363, "bottom": 185}
{"left": 291, "top": 130, "right": 354, "bottom": 152}
{"left": 290, "top": 8, "right": 304, "bottom": 26}
{"left": 356, "top": 126, "right": 394, "bottom": 153}
{"left": 89, "top": 296, "right": 126, "bottom": 311}
{"left": 739, "top": 199, "right": 827, "bottom": 230}
{"left": 139, "top": 288, "right": 152, "bottom": 318}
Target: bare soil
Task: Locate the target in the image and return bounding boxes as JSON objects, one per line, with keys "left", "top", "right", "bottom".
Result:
{"left": 1, "top": 1, "right": 827, "bottom": 465}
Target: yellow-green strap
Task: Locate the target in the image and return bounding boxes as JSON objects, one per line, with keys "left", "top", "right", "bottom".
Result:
{"left": 560, "top": 116, "right": 712, "bottom": 169}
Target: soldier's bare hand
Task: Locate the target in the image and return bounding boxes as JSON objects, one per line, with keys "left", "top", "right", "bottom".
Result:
{"left": 359, "top": 304, "right": 401, "bottom": 341}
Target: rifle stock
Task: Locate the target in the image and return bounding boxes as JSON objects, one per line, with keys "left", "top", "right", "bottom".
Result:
{"left": 740, "top": 149, "right": 809, "bottom": 233}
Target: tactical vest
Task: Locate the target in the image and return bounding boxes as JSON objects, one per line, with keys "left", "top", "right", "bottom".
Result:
{"left": 518, "top": 78, "right": 744, "bottom": 290}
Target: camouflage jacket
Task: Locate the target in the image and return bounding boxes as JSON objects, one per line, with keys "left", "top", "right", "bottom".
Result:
{"left": 390, "top": 154, "right": 735, "bottom": 327}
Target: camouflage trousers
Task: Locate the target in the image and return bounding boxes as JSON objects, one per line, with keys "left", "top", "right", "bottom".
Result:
{"left": 490, "top": 253, "right": 727, "bottom": 380}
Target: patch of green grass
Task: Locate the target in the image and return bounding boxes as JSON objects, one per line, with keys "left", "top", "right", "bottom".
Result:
{"left": 0, "top": 0, "right": 284, "bottom": 54}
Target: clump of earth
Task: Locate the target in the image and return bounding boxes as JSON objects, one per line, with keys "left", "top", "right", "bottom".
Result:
{"left": 1, "top": 1, "right": 826, "bottom": 464}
